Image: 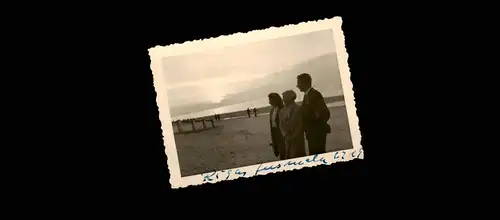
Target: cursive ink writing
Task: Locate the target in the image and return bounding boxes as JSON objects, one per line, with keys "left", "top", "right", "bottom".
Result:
{"left": 202, "top": 150, "right": 364, "bottom": 183}
{"left": 202, "top": 171, "right": 217, "bottom": 182}
{"left": 334, "top": 149, "right": 363, "bottom": 161}
{"left": 351, "top": 149, "right": 363, "bottom": 159}
{"left": 305, "top": 154, "right": 328, "bottom": 164}
{"left": 255, "top": 154, "right": 328, "bottom": 176}
{"left": 235, "top": 169, "right": 247, "bottom": 177}
{"left": 202, "top": 168, "right": 246, "bottom": 182}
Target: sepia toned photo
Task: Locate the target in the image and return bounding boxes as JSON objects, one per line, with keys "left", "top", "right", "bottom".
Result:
{"left": 149, "top": 17, "right": 362, "bottom": 188}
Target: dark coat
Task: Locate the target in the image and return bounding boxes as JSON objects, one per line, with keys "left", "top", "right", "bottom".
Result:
{"left": 301, "top": 88, "right": 331, "bottom": 135}
{"left": 270, "top": 106, "right": 286, "bottom": 159}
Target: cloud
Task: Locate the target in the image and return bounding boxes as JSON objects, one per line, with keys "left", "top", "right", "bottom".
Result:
{"left": 162, "top": 29, "right": 336, "bottom": 107}
{"left": 166, "top": 73, "right": 270, "bottom": 106}
{"left": 166, "top": 72, "right": 268, "bottom": 90}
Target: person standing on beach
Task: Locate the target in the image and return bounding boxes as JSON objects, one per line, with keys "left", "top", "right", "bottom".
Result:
{"left": 268, "top": 93, "right": 286, "bottom": 159}
{"left": 296, "top": 73, "right": 331, "bottom": 155}
{"left": 246, "top": 108, "right": 251, "bottom": 118}
{"left": 279, "top": 90, "right": 306, "bottom": 159}
{"left": 253, "top": 107, "right": 258, "bottom": 117}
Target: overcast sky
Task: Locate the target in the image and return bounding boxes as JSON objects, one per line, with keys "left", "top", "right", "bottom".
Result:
{"left": 162, "top": 29, "right": 335, "bottom": 106}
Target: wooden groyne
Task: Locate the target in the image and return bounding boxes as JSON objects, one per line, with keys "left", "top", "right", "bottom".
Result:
{"left": 172, "top": 119, "right": 217, "bottom": 134}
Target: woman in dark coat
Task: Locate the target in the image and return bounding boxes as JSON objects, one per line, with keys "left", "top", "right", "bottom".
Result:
{"left": 268, "top": 93, "right": 287, "bottom": 160}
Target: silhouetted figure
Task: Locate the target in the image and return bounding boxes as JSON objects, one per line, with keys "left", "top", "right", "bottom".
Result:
{"left": 253, "top": 107, "right": 258, "bottom": 117}
{"left": 279, "top": 90, "right": 306, "bottom": 159}
{"left": 268, "top": 93, "right": 286, "bottom": 159}
{"left": 190, "top": 119, "right": 196, "bottom": 131}
{"left": 246, "top": 108, "right": 251, "bottom": 118}
{"left": 297, "top": 73, "right": 331, "bottom": 155}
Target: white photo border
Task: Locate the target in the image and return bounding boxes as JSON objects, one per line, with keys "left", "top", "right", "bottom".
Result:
{"left": 149, "top": 17, "right": 362, "bottom": 189}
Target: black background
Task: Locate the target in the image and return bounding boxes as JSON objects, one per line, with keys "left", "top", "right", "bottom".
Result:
{"left": 39, "top": 6, "right": 437, "bottom": 211}
{"left": 104, "top": 12, "right": 398, "bottom": 199}
{"left": 7, "top": 0, "right": 490, "bottom": 213}
{"left": 142, "top": 14, "right": 384, "bottom": 196}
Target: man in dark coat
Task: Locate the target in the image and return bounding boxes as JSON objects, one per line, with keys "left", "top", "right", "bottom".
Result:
{"left": 296, "top": 73, "right": 331, "bottom": 155}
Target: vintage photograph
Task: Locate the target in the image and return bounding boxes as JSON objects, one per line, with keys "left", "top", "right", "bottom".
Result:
{"left": 150, "top": 17, "right": 362, "bottom": 188}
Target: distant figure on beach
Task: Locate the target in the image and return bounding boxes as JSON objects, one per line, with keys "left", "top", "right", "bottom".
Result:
{"left": 279, "top": 90, "right": 306, "bottom": 159}
{"left": 253, "top": 107, "right": 258, "bottom": 117}
{"left": 297, "top": 73, "right": 331, "bottom": 155}
{"left": 268, "top": 93, "right": 286, "bottom": 160}
{"left": 246, "top": 108, "right": 251, "bottom": 118}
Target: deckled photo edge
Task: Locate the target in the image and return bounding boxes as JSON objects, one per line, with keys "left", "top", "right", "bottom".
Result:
{"left": 180, "top": 149, "right": 364, "bottom": 188}
{"left": 149, "top": 16, "right": 362, "bottom": 189}
{"left": 147, "top": 17, "right": 341, "bottom": 58}
{"left": 149, "top": 48, "right": 183, "bottom": 188}
{"left": 330, "top": 18, "right": 363, "bottom": 158}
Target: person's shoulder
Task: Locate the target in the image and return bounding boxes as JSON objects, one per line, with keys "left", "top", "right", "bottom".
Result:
{"left": 293, "top": 103, "right": 302, "bottom": 111}
{"left": 310, "top": 88, "right": 323, "bottom": 98}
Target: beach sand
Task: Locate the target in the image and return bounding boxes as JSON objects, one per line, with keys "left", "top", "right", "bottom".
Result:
{"left": 174, "top": 105, "right": 353, "bottom": 177}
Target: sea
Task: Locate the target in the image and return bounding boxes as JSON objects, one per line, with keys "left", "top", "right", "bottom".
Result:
{"left": 170, "top": 96, "right": 345, "bottom": 121}
{"left": 171, "top": 97, "right": 271, "bottom": 121}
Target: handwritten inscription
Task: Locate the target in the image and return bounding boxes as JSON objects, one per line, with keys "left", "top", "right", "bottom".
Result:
{"left": 201, "top": 149, "right": 363, "bottom": 183}
{"left": 202, "top": 169, "right": 247, "bottom": 182}
{"left": 254, "top": 154, "right": 327, "bottom": 175}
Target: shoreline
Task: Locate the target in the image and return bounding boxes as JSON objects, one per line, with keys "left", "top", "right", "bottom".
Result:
{"left": 219, "top": 101, "right": 346, "bottom": 121}
{"left": 173, "top": 95, "right": 345, "bottom": 122}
